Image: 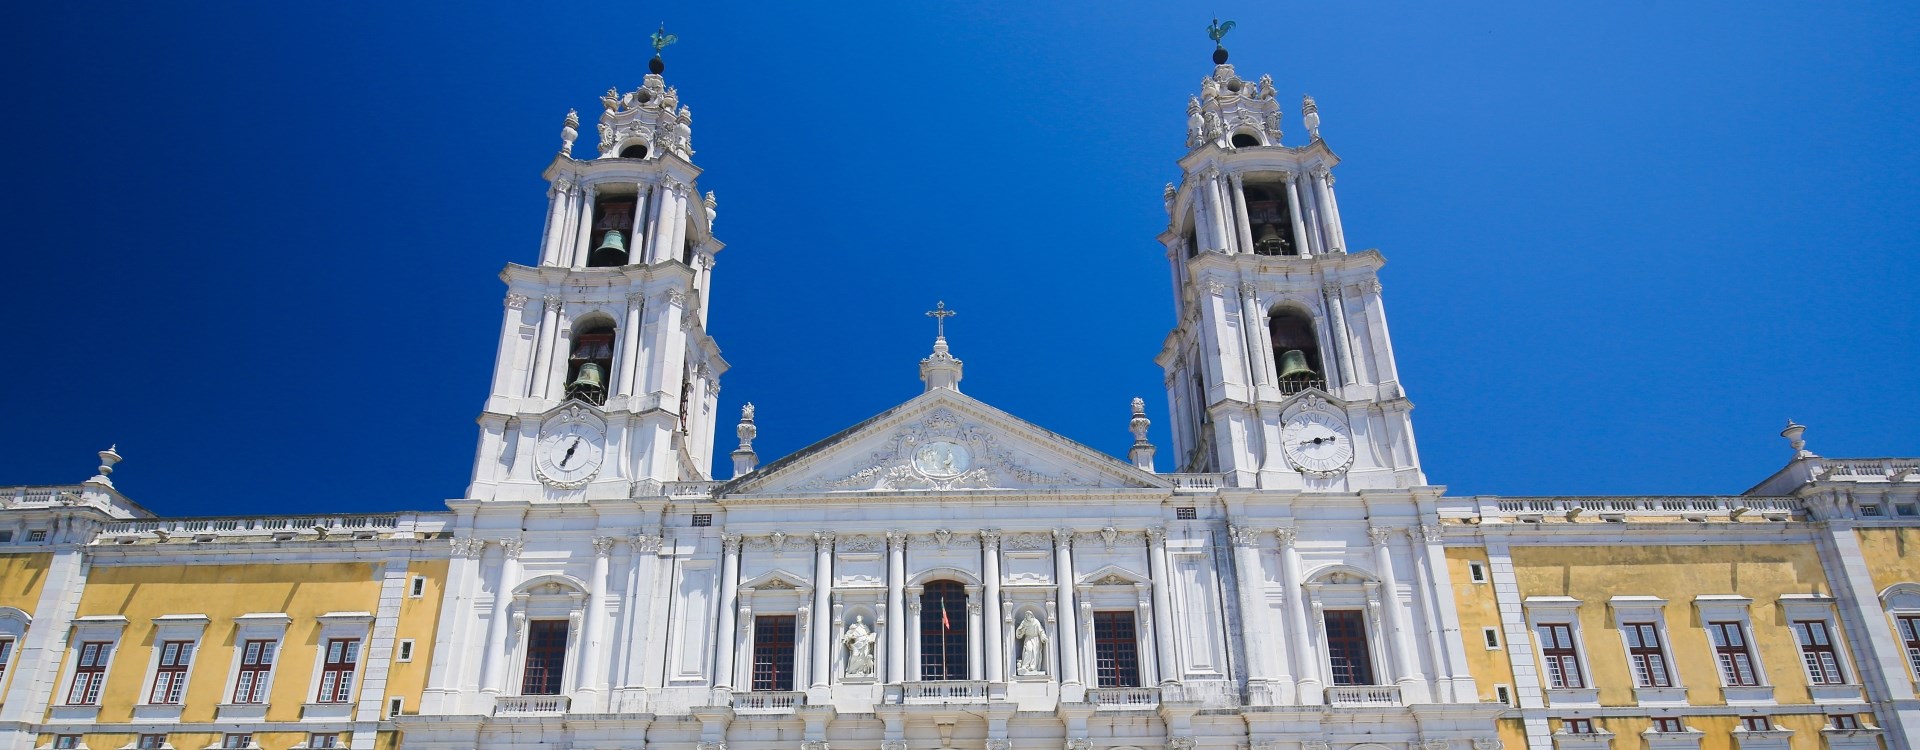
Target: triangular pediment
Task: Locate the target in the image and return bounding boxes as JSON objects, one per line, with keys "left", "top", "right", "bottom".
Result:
{"left": 724, "top": 389, "right": 1169, "bottom": 496}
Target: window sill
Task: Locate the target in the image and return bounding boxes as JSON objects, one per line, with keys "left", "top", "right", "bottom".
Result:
{"left": 1641, "top": 730, "right": 1703, "bottom": 750}
{"left": 1544, "top": 687, "right": 1599, "bottom": 707}
{"left": 300, "top": 702, "right": 355, "bottom": 721}
{"left": 216, "top": 703, "right": 270, "bottom": 721}
{"left": 1720, "top": 684, "right": 1774, "bottom": 704}
{"left": 1820, "top": 728, "right": 1883, "bottom": 750}
{"left": 47, "top": 705, "right": 101, "bottom": 722}
{"left": 1730, "top": 729, "right": 1792, "bottom": 750}
{"left": 1808, "top": 683, "right": 1864, "bottom": 704}
{"left": 130, "top": 703, "right": 184, "bottom": 722}
{"left": 1549, "top": 731, "right": 1614, "bottom": 749}
{"left": 1632, "top": 685, "right": 1689, "bottom": 706}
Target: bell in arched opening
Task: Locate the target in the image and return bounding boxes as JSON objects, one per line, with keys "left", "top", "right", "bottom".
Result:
{"left": 588, "top": 230, "right": 628, "bottom": 268}
{"left": 566, "top": 362, "right": 607, "bottom": 404}
{"left": 1277, "top": 349, "right": 1318, "bottom": 381}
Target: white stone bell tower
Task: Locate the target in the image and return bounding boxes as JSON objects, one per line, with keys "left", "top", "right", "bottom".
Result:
{"left": 466, "top": 49, "right": 728, "bottom": 501}
{"left": 1154, "top": 44, "right": 1422, "bottom": 492}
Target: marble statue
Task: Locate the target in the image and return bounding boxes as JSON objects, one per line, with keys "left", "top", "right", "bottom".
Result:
{"left": 1015, "top": 611, "right": 1048, "bottom": 675}
{"left": 843, "top": 615, "right": 877, "bottom": 677}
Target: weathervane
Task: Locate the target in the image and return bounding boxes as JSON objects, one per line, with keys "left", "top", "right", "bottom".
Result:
{"left": 1207, "top": 18, "right": 1236, "bottom": 64}
{"left": 649, "top": 23, "right": 679, "bottom": 74}
{"left": 926, "top": 301, "right": 956, "bottom": 339}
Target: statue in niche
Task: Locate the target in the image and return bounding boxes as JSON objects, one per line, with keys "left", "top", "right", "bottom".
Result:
{"left": 1014, "top": 611, "right": 1049, "bottom": 676}
{"left": 842, "top": 615, "right": 877, "bottom": 677}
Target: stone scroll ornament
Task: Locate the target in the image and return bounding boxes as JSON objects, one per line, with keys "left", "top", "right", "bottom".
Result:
{"left": 804, "top": 409, "right": 1090, "bottom": 491}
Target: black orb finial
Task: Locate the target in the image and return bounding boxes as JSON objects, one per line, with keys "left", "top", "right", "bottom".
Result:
{"left": 1207, "top": 18, "right": 1236, "bottom": 64}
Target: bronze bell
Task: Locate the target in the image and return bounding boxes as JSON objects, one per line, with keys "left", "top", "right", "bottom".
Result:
{"left": 590, "top": 230, "right": 628, "bottom": 266}
{"left": 567, "top": 362, "right": 607, "bottom": 402}
{"left": 1254, "top": 223, "right": 1290, "bottom": 255}
{"left": 1277, "top": 349, "right": 1318, "bottom": 380}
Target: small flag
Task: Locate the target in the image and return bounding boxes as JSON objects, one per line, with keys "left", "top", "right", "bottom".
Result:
{"left": 941, "top": 599, "right": 951, "bottom": 631}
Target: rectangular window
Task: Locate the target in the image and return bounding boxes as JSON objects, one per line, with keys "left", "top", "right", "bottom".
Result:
{"left": 409, "top": 576, "right": 426, "bottom": 598}
{"left": 918, "top": 583, "right": 969, "bottom": 681}
{"left": 1093, "top": 611, "right": 1141, "bottom": 688}
{"left": 222, "top": 735, "right": 252, "bottom": 750}
{"left": 1323, "top": 610, "right": 1375, "bottom": 686}
{"left": 67, "top": 641, "right": 112, "bottom": 704}
{"left": 0, "top": 637, "right": 13, "bottom": 684}
{"left": 55, "top": 736, "right": 80, "bottom": 750}
{"left": 149, "top": 641, "right": 195, "bottom": 704}
{"left": 1740, "top": 716, "right": 1771, "bottom": 732}
{"left": 1829, "top": 714, "right": 1861, "bottom": 730}
{"left": 233, "top": 639, "right": 276, "bottom": 703}
{"left": 521, "top": 620, "right": 569, "bottom": 695}
{"left": 1563, "top": 719, "right": 1594, "bottom": 734}
{"left": 137, "top": 735, "right": 165, "bottom": 749}
{"left": 1861, "top": 504, "right": 1884, "bottom": 517}
{"left": 1896, "top": 503, "right": 1918, "bottom": 517}
{"left": 1793, "top": 620, "right": 1846, "bottom": 684}
{"left": 1623, "top": 622, "right": 1673, "bottom": 687}
{"left": 27, "top": 530, "right": 47, "bottom": 542}
{"left": 691, "top": 514, "right": 713, "bottom": 527}
{"left": 387, "top": 696, "right": 403, "bottom": 717}
{"left": 1897, "top": 615, "right": 1920, "bottom": 678}
{"left": 1176, "top": 507, "right": 1197, "bottom": 520}
{"left": 1468, "top": 561, "right": 1487, "bottom": 583}
{"left": 1482, "top": 627, "right": 1500, "bottom": 649}
{"left": 316, "top": 638, "right": 360, "bottom": 703}
{"left": 750, "top": 615, "right": 796, "bottom": 692}
{"left": 308, "top": 734, "right": 340, "bottom": 749}
{"left": 1652, "top": 717, "right": 1684, "bottom": 733}
{"left": 1493, "top": 684, "right": 1512, "bottom": 706}
{"left": 397, "top": 640, "right": 414, "bottom": 663}
{"left": 1535, "top": 623, "right": 1585, "bottom": 689}
{"left": 0, "top": 530, "right": 11, "bottom": 543}
{"left": 1708, "top": 621, "right": 1759, "bottom": 686}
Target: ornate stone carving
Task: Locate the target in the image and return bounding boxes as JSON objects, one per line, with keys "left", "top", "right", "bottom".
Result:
{"left": 1205, "top": 279, "right": 1227, "bottom": 296}
{"left": 542, "top": 295, "right": 564, "bottom": 312}
{"left": 722, "top": 533, "right": 742, "bottom": 554}
{"left": 803, "top": 408, "right": 1091, "bottom": 492}
{"left": 696, "top": 743, "right": 726, "bottom": 750}
{"left": 630, "top": 533, "right": 663, "bottom": 553}
{"left": 1147, "top": 526, "right": 1167, "bottom": 545}
{"left": 499, "top": 537, "right": 525, "bottom": 558}
{"left": 1239, "top": 282, "right": 1257, "bottom": 298}
{"left": 933, "top": 528, "right": 952, "bottom": 550}
{"left": 1273, "top": 526, "right": 1297, "bottom": 547}
{"left": 1368, "top": 526, "right": 1394, "bottom": 545}
{"left": 770, "top": 530, "right": 788, "bottom": 553}
{"left": 801, "top": 742, "right": 830, "bottom": 750}
{"left": 592, "top": 536, "right": 618, "bottom": 556}
{"left": 1472, "top": 739, "right": 1503, "bottom": 750}
{"left": 1229, "top": 525, "right": 1260, "bottom": 547}
{"left": 1100, "top": 526, "right": 1118, "bottom": 551}
{"left": 980, "top": 529, "right": 1000, "bottom": 550}
{"left": 1422, "top": 740, "right": 1452, "bottom": 750}
{"left": 1005, "top": 532, "right": 1050, "bottom": 551}
{"left": 886, "top": 530, "right": 908, "bottom": 552}
{"left": 837, "top": 535, "right": 880, "bottom": 553}
{"left": 1419, "top": 524, "right": 1443, "bottom": 543}
{"left": 1168, "top": 738, "right": 1197, "bottom": 750}
{"left": 449, "top": 537, "right": 485, "bottom": 558}
{"left": 815, "top": 531, "right": 836, "bottom": 549}
{"left": 1065, "top": 739, "right": 1092, "bottom": 750}
{"left": 504, "top": 293, "right": 529, "bottom": 310}
{"left": 986, "top": 741, "right": 1012, "bottom": 750}
{"left": 843, "top": 615, "right": 878, "bottom": 677}
{"left": 665, "top": 288, "right": 687, "bottom": 306}
{"left": 1052, "top": 528, "right": 1074, "bottom": 550}
{"left": 880, "top": 743, "right": 906, "bottom": 750}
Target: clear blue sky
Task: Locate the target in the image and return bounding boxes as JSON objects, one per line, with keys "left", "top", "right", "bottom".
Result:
{"left": 5, "top": 2, "right": 1916, "bottom": 515}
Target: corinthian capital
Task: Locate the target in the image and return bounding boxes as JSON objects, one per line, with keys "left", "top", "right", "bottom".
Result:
{"left": 504, "top": 293, "right": 530, "bottom": 310}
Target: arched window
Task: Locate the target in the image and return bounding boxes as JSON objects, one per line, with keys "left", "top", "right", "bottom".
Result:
{"left": 566, "top": 319, "right": 615, "bottom": 404}
{"left": 619, "top": 143, "right": 648, "bottom": 159}
{"left": 1270, "top": 308, "right": 1326, "bottom": 394}
{"left": 1242, "top": 185, "right": 1296, "bottom": 256}
{"left": 1231, "top": 132, "right": 1262, "bottom": 148}
{"left": 919, "top": 581, "right": 968, "bottom": 680}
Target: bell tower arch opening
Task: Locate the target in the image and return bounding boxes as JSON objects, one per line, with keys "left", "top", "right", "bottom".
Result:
{"left": 1269, "top": 306, "right": 1325, "bottom": 394}
{"left": 566, "top": 317, "right": 616, "bottom": 405}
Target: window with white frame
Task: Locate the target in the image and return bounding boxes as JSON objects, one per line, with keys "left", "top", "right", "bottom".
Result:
{"left": 1708, "top": 622, "right": 1758, "bottom": 685}
{"left": 1468, "top": 561, "right": 1487, "bottom": 583}
{"left": 54, "top": 736, "right": 81, "bottom": 749}
{"left": 1524, "top": 596, "right": 1594, "bottom": 704}
{"left": 1538, "top": 623, "right": 1586, "bottom": 688}
{"left": 0, "top": 637, "right": 13, "bottom": 685}
{"left": 1608, "top": 596, "right": 1683, "bottom": 698}
{"left": 225, "top": 613, "right": 289, "bottom": 708}
{"left": 307, "top": 734, "right": 340, "bottom": 749}
{"left": 1694, "top": 595, "right": 1767, "bottom": 696}
{"left": 1624, "top": 622, "right": 1675, "bottom": 687}
{"left": 1897, "top": 614, "right": 1920, "bottom": 679}
{"left": 308, "top": 612, "right": 372, "bottom": 706}
{"left": 148, "top": 641, "right": 194, "bottom": 704}
{"left": 1880, "top": 582, "right": 1920, "bottom": 679}
{"left": 1792, "top": 620, "right": 1846, "bottom": 685}
{"left": 1779, "top": 595, "right": 1853, "bottom": 689}
{"left": 137, "top": 735, "right": 165, "bottom": 749}
{"left": 397, "top": 639, "right": 414, "bottom": 663}
{"left": 410, "top": 575, "right": 426, "bottom": 598}
{"left": 221, "top": 734, "right": 252, "bottom": 749}
{"left": 67, "top": 642, "right": 113, "bottom": 704}
{"left": 139, "top": 614, "right": 209, "bottom": 713}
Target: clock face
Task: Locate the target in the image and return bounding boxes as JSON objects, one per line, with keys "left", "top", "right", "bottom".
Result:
{"left": 1281, "top": 410, "right": 1354, "bottom": 476}
{"left": 535, "top": 421, "right": 605, "bottom": 488}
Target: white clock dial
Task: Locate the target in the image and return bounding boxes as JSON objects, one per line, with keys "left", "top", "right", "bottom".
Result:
{"left": 1281, "top": 410, "right": 1354, "bottom": 476}
{"left": 535, "top": 422, "right": 605, "bottom": 488}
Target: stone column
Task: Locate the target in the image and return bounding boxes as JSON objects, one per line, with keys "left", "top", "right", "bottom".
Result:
{"left": 1313, "top": 168, "right": 1344, "bottom": 254}
{"left": 578, "top": 537, "right": 615, "bottom": 701}
{"left": 628, "top": 183, "right": 651, "bottom": 264}
{"left": 1228, "top": 526, "right": 1275, "bottom": 700}
{"left": 1357, "top": 279, "right": 1401, "bottom": 387}
{"left": 886, "top": 532, "right": 907, "bottom": 684}
{"left": 1322, "top": 283, "right": 1357, "bottom": 390}
{"left": 1146, "top": 528, "right": 1179, "bottom": 684}
{"left": 1239, "top": 283, "right": 1272, "bottom": 389}
{"left": 570, "top": 184, "right": 596, "bottom": 268}
{"left": 1410, "top": 524, "right": 1462, "bottom": 702}
{"left": 966, "top": 585, "right": 985, "bottom": 680}
{"left": 1284, "top": 173, "right": 1314, "bottom": 258}
{"left": 618, "top": 293, "right": 644, "bottom": 397}
{"left": 1053, "top": 529, "right": 1082, "bottom": 687}
{"left": 714, "top": 533, "right": 742, "bottom": 691}
{"left": 492, "top": 295, "right": 531, "bottom": 399}
{"left": 981, "top": 531, "right": 1005, "bottom": 683}
{"left": 1369, "top": 526, "right": 1427, "bottom": 702}
{"left": 539, "top": 179, "right": 574, "bottom": 266}
{"left": 1277, "top": 528, "right": 1319, "bottom": 703}
{"left": 478, "top": 538, "right": 522, "bottom": 696}
{"left": 1230, "top": 173, "right": 1256, "bottom": 255}
{"left": 528, "top": 296, "right": 561, "bottom": 399}
{"left": 665, "top": 180, "right": 690, "bottom": 264}
{"left": 811, "top": 533, "right": 835, "bottom": 690}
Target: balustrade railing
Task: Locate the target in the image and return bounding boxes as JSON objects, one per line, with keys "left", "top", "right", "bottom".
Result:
{"left": 98, "top": 514, "right": 404, "bottom": 538}
{"left": 733, "top": 691, "right": 804, "bottom": 713}
{"left": 4, "top": 485, "right": 84, "bottom": 507}
{"left": 1088, "top": 686, "right": 1160, "bottom": 709}
{"left": 1276, "top": 377, "right": 1328, "bottom": 396}
{"left": 1490, "top": 496, "right": 1801, "bottom": 517}
{"left": 1325, "top": 685, "right": 1400, "bottom": 706}
{"left": 493, "top": 695, "right": 569, "bottom": 715}
{"left": 1166, "top": 474, "right": 1230, "bottom": 490}
{"left": 900, "top": 680, "right": 987, "bottom": 703}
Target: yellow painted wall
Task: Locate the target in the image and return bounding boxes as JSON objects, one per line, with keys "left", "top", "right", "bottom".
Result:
{"left": 63, "top": 562, "right": 383, "bottom": 724}
{"left": 0, "top": 552, "right": 51, "bottom": 614}
{"left": 1509, "top": 544, "right": 1838, "bottom": 707}
{"left": 1859, "top": 528, "right": 1920, "bottom": 593}
{"left": 384, "top": 559, "right": 447, "bottom": 716}
{"left": 1446, "top": 547, "right": 1517, "bottom": 702}
{"left": 1495, "top": 718, "right": 1526, "bottom": 750}
{"left": 41, "top": 731, "right": 321, "bottom": 750}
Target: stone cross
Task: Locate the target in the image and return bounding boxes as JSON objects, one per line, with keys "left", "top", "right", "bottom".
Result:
{"left": 926, "top": 301, "right": 956, "bottom": 339}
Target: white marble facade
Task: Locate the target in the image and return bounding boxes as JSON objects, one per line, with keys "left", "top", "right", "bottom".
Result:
{"left": 403, "top": 58, "right": 1503, "bottom": 750}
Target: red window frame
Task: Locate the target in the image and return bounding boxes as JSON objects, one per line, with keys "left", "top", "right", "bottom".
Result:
{"left": 1323, "top": 609, "right": 1376, "bottom": 686}
{"left": 1895, "top": 615, "right": 1920, "bottom": 678}
{"left": 55, "top": 737, "right": 81, "bottom": 750}
{"left": 1623, "top": 622, "right": 1673, "bottom": 688}
{"left": 1536, "top": 623, "right": 1585, "bottom": 689}
{"left": 232, "top": 639, "right": 276, "bottom": 704}
{"left": 308, "top": 734, "right": 339, "bottom": 749}
{"left": 1652, "top": 717, "right": 1684, "bottom": 733}
{"left": 221, "top": 734, "right": 252, "bottom": 749}
{"left": 137, "top": 735, "right": 166, "bottom": 749}
{"left": 315, "top": 638, "right": 360, "bottom": 703}
{"left": 1829, "top": 714, "right": 1861, "bottom": 730}
{"left": 149, "top": 641, "right": 194, "bottom": 704}
{"left": 1562, "top": 719, "right": 1594, "bottom": 734}
{"left": 521, "top": 620, "right": 569, "bottom": 695}
{"left": 1707, "top": 621, "right": 1759, "bottom": 686}
{"left": 67, "top": 641, "right": 112, "bottom": 705}
{"left": 918, "top": 581, "right": 969, "bottom": 681}
{"left": 1740, "top": 716, "right": 1772, "bottom": 732}
{"left": 1792, "top": 620, "right": 1846, "bottom": 685}
{"left": 1093, "top": 611, "right": 1141, "bottom": 688}
{"left": 750, "top": 615, "right": 796, "bottom": 692}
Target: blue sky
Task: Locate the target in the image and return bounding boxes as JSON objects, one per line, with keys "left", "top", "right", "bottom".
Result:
{"left": 4, "top": 2, "right": 1916, "bottom": 515}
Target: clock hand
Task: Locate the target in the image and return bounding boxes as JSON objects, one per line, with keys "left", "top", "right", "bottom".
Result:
{"left": 560, "top": 440, "right": 579, "bottom": 468}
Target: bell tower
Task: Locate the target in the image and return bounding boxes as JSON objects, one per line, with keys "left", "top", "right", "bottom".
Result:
{"left": 1154, "top": 28, "right": 1422, "bottom": 492}
{"left": 467, "top": 35, "right": 728, "bottom": 501}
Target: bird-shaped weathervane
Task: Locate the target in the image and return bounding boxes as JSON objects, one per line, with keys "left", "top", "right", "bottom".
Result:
{"left": 1207, "top": 18, "right": 1236, "bottom": 64}
{"left": 649, "top": 23, "right": 678, "bottom": 74}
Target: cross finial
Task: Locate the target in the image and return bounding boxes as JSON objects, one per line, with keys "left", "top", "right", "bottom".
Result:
{"left": 926, "top": 301, "right": 956, "bottom": 339}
